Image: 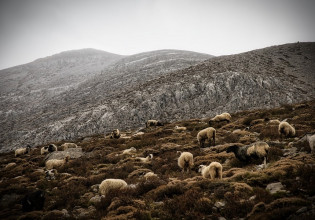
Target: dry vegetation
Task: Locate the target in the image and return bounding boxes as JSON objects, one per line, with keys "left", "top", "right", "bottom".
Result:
{"left": 0, "top": 101, "right": 314, "bottom": 219}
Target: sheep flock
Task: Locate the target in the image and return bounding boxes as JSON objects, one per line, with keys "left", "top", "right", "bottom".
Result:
{"left": 1, "top": 101, "right": 315, "bottom": 219}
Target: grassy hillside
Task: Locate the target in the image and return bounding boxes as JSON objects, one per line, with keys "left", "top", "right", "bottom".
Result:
{"left": 0, "top": 100, "right": 314, "bottom": 219}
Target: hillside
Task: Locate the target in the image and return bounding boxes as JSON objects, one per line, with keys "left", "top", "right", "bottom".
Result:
{"left": 0, "top": 49, "right": 213, "bottom": 152}
{"left": 2, "top": 42, "right": 313, "bottom": 152}
{"left": 0, "top": 101, "right": 314, "bottom": 219}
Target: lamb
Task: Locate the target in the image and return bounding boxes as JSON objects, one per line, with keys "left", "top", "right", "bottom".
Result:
{"left": 197, "top": 127, "right": 216, "bottom": 147}
{"left": 110, "top": 129, "right": 121, "bottom": 139}
{"left": 226, "top": 141, "right": 270, "bottom": 167}
{"left": 60, "top": 143, "right": 78, "bottom": 151}
{"left": 208, "top": 112, "right": 231, "bottom": 125}
{"left": 99, "top": 179, "right": 128, "bottom": 196}
{"left": 15, "top": 145, "right": 31, "bottom": 157}
{"left": 306, "top": 134, "right": 315, "bottom": 154}
{"left": 146, "top": 119, "right": 164, "bottom": 128}
{"left": 122, "top": 147, "right": 137, "bottom": 155}
{"left": 45, "top": 156, "right": 70, "bottom": 169}
{"left": 136, "top": 154, "right": 153, "bottom": 163}
{"left": 278, "top": 121, "right": 295, "bottom": 137}
{"left": 175, "top": 126, "right": 187, "bottom": 132}
{"left": 177, "top": 151, "right": 194, "bottom": 173}
{"left": 198, "top": 162, "right": 223, "bottom": 180}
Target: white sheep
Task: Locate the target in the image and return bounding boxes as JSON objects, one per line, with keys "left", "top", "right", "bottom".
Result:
{"left": 45, "top": 156, "right": 70, "bottom": 169}
{"left": 177, "top": 151, "right": 194, "bottom": 173}
{"left": 198, "top": 162, "right": 223, "bottom": 180}
{"left": 226, "top": 142, "right": 270, "bottom": 167}
{"left": 306, "top": 134, "right": 315, "bottom": 154}
{"left": 15, "top": 145, "right": 31, "bottom": 157}
{"left": 197, "top": 127, "right": 216, "bottom": 147}
{"left": 60, "top": 143, "right": 78, "bottom": 151}
{"left": 144, "top": 172, "right": 158, "bottom": 179}
{"left": 278, "top": 121, "right": 295, "bottom": 137}
{"left": 122, "top": 147, "right": 137, "bottom": 155}
{"left": 110, "top": 129, "right": 121, "bottom": 139}
{"left": 136, "top": 154, "right": 153, "bottom": 163}
{"left": 99, "top": 179, "right": 128, "bottom": 196}
{"left": 175, "top": 126, "right": 187, "bottom": 132}
{"left": 209, "top": 112, "right": 231, "bottom": 125}
{"left": 146, "top": 120, "right": 163, "bottom": 128}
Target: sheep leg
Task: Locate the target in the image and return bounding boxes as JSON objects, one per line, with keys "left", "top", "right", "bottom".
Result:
{"left": 210, "top": 173, "right": 214, "bottom": 180}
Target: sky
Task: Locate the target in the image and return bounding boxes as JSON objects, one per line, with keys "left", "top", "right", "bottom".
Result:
{"left": 0, "top": 0, "right": 315, "bottom": 70}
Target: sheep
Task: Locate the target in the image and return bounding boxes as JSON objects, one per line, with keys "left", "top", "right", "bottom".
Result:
{"left": 48, "top": 144, "right": 58, "bottom": 152}
{"left": 175, "top": 126, "right": 187, "bottom": 132}
{"left": 226, "top": 142, "right": 270, "bottom": 167}
{"left": 278, "top": 121, "right": 295, "bottom": 137}
{"left": 177, "top": 151, "right": 194, "bottom": 173}
{"left": 143, "top": 172, "right": 158, "bottom": 179}
{"left": 267, "top": 119, "right": 281, "bottom": 125}
{"left": 110, "top": 129, "right": 121, "bottom": 139}
{"left": 208, "top": 112, "right": 231, "bottom": 125}
{"left": 60, "top": 143, "right": 78, "bottom": 151}
{"left": 122, "top": 147, "right": 137, "bottom": 155}
{"left": 136, "top": 154, "right": 153, "bottom": 163}
{"left": 99, "top": 179, "right": 128, "bottom": 196}
{"left": 41, "top": 144, "right": 58, "bottom": 155}
{"left": 198, "top": 162, "right": 223, "bottom": 180}
{"left": 15, "top": 145, "right": 31, "bottom": 157}
{"left": 45, "top": 156, "right": 70, "bottom": 169}
{"left": 197, "top": 127, "right": 216, "bottom": 147}
{"left": 146, "top": 119, "right": 164, "bottom": 128}
{"left": 45, "top": 169, "right": 57, "bottom": 180}
{"left": 21, "top": 190, "right": 45, "bottom": 212}
{"left": 306, "top": 134, "right": 315, "bottom": 154}
{"left": 41, "top": 146, "right": 49, "bottom": 155}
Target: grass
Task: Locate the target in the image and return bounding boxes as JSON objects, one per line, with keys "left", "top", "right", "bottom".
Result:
{"left": 1, "top": 100, "right": 315, "bottom": 219}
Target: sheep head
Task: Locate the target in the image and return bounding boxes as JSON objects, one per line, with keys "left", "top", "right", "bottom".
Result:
{"left": 198, "top": 165, "right": 206, "bottom": 173}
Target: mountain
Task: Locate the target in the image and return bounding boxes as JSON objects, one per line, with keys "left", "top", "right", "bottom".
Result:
{"left": 0, "top": 49, "right": 124, "bottom": 94}
{"left": 0, "top": 100, "right": 314, "bottom": 219}
{"left": 0, "top": 49, "right": 213, "bottom": 152}
{"left": 6, "top": 42, "right": 313, "bottom": 153}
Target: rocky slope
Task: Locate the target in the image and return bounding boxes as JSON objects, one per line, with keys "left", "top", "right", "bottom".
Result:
{"left": 0, "top": 101, "right": 314, "bottom": 219}
{"left": 0, "top": 49, "right": 212, "bottom": 152}
{"left": 2, "top": 42, "right": 313, "bottom": 152}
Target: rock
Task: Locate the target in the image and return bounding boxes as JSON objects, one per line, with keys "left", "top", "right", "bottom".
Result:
{"left": 214, "top": 201, "right": 226, "bottom": 209}
{"left": 296, "top": 206, "right": 308, "bottom": 214}
{"left": 283, "top": 147, "right": 297, "bottom": 156}
{"left": 5, "top": 162, "right": 16, "bottom": 169}
{"left": 218, "top": 217, "right": 226, "bottom": 220}
{"left": 266, "top": 182, "right": 287, "bottom": 194}
{"left": 72, "top": 206, "right": 96, "bottom": 219}
{"left": 91, "top": 184, "right": 100, "bottom": 193}
{"left": 249, "top": 195, "right": 256, "bottom": 201}
{"left": 89, "top": 195, "right": 103, "bottom": 206}
{"left": 45, "top": 148, "right": 84, "bottom": 160}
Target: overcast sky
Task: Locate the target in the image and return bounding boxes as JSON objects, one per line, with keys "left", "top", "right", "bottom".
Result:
{"left": 0, "top": 0, "right": 314, "bottom": 70}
